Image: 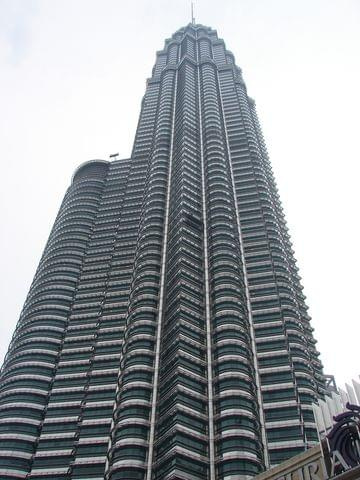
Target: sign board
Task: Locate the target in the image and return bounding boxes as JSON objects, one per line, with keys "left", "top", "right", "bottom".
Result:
{"left": 254, "top": 404, "right": 360, "bottom": 480}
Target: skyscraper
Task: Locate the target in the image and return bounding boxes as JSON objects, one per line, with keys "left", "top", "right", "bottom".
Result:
{"left": 0, "top": 23, "right": 326, "bottom": 480}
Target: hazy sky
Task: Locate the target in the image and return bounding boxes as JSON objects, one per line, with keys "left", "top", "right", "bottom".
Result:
{"left": 0, "top": 0, "right": 359, "bottom": 387}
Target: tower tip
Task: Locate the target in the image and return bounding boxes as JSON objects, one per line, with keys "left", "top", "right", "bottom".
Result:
{"left": 191, "top": 1, "right": 195, "bottom": 24}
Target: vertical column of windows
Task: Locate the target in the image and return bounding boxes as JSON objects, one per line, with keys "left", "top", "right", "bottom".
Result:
{"left": 167, "top": 43, "right": 179, "bottom": 66}
{"left": 153, "top": 54, "right": 167, "bottom": 77}
{"left": 219, "top": 64, "right": 323, "bottom": 465}
{"left": 224, "top": 71, "right": 306, "bottom": 465}
{"left": 27, "top": 159, "right": 138, "bottom": 480}
{"left": 104, "top": 167, "right": 158, "bottom": 480}
{"left": 247, "top": 101, "right": 324, "bottom": 453}
{"left": 199, "top": 38, "right": 212, "bottom": 60}
{"left": 97, "top": 80, "right": 166, "bottom": 477}
{"left": 180, "top": 35, "right": 196, "bottom": 60}
{"left": 199, "top": 61, "right": 264, "bottom": 479}
{"left": 212, "top": 42, "right": 226, "bottom": 65}
{"left": 153, "top": 59, "right": 209, "bottom": 480}
{"left": 132, "top": 83, "right": 160, "bottom": 160}
{"left": 29, "top": 166, "right": 125, "bottom": 479}
{"left": 106, "top": 68, "right": 177, "bottom": 480}
{"left": 0, "top": 168, "right": 109, "bottom": 480}
{"left": 66, "top": 162, "right": 129, "bottom": 479}
{"left": 197, "top": 45, "right": 216, "bottom": 480}
{"left": 240, "top": 87, "right": 318, "bottom": 461}
{"left": 103, "top": 54, "right": 163, "bottom": 480}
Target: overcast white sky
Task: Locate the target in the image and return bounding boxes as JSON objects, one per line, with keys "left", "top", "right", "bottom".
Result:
{"left": 0, "top": 0, "right": 359, "bottom": 387}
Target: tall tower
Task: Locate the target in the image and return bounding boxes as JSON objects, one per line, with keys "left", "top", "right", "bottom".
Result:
{"left": 0, "top": 24, "right": 326, "bottom": 480}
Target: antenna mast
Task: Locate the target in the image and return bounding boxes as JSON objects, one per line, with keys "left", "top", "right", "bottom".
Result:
{"left": 191, "top": 2, "right": 195, "bottom": 24}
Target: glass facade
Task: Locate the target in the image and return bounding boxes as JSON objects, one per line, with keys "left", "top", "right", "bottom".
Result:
{"left": 0, "top": 23, "right": 326, "bottom": 480}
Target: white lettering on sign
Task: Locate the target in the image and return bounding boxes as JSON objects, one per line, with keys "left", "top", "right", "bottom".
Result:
{"left": 275, "top": 458, "right": 328, "bottom": 480}
{"left": 303, "top": 461, "right": 324, "bottom": 480}
{"left": 330, "top": 450, "right": 349, "bottom": 477}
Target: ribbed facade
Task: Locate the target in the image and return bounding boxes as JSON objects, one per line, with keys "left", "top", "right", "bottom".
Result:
{"left": 0, "top": 24, "right": 326, "bottom": 480}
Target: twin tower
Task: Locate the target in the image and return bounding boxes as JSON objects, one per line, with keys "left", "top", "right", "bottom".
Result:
{"left": 0, "top": 24, "right": 326, "bottom": 480}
